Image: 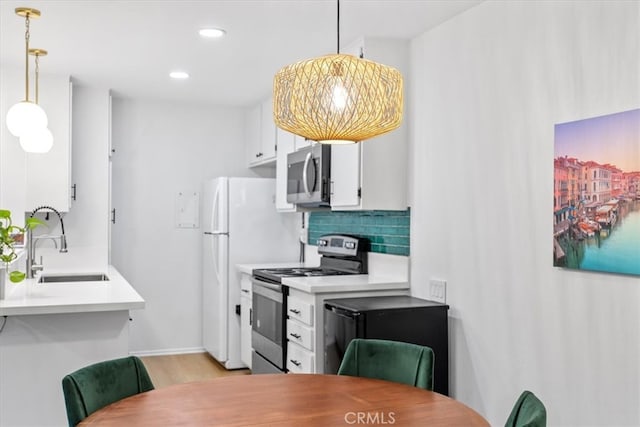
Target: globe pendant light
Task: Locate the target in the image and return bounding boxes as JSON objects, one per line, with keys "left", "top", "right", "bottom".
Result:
{"left": 20, "top": 48, "right": 53, "bottom": 153}
{"left": 273, "top": 0, "right": 403, "bottom": 144}
{"left": 5, "top": 7, "right": 48, "bottom": 138}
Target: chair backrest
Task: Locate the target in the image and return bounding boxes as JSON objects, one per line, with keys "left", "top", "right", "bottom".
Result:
{"left": 61, "top": 355, "right": 154, "bottom": 426}
{"left": 505, "top": 390, "right": 547, "bottom": 427}
{"left": 337, "top": 338, "right": 434, "bottom": 390}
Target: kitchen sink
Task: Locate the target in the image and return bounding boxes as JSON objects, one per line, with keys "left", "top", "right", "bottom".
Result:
{"left": 38, "top": 273, "right": 110, "bottom": 283}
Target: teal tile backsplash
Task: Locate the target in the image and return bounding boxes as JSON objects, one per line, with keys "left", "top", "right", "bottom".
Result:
{"left": 308, "top": 210, "right": 410, "bottom": 256}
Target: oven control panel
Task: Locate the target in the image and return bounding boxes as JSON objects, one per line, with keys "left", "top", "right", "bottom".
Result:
{"left": 317, "top": 234, "right": 363, "bottom": 257}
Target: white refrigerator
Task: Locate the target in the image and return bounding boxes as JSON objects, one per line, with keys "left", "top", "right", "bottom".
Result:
{"left": 202, "top": 177, "right": 299, "bottom": 369}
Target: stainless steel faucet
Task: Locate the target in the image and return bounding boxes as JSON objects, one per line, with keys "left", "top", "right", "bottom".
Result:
{"left": 26, "top": 206, "right": 68, "bottom": 279}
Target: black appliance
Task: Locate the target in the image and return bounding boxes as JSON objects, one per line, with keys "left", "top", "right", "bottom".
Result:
{"left": 251, "top": 234, "right": 368, "bottom": 374}
{"left": 286, "top": 144, "right": 331, "bottom": 208}
{"left": 324, "top": 295, "right": 450, "bottom": 395}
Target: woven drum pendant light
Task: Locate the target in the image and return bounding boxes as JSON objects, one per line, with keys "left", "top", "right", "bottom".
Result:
{"left": 273, "top": 0, "right": 403, "bottom": 144}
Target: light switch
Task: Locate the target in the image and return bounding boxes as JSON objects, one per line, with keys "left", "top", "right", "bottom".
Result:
{"left": 429, "top": 279, "right": 446, "bottom": 304}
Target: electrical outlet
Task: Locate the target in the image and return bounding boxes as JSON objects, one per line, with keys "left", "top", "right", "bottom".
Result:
{"left": 429, "top": 279, "right": 447, "bottom": 304}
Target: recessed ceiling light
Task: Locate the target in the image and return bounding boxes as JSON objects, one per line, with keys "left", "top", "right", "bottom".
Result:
{"left": 199, "top": 28, "right": 226, "bottom": 38}
{"left": 170, "top": 71, "right": 189, "bottom": 80}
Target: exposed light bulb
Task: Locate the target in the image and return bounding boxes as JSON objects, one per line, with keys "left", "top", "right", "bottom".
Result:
{"left": 19, "top": 126, "right": 53, "bottom": 153}
{"left": 6, "top": 101, "right": 48, "bottom": 137}
{"left": 331, "top": 81, "right": 348, "bottom": 112}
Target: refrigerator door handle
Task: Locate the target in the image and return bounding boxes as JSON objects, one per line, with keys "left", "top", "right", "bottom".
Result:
{"left": 212, "top": 180, "right": 223, "bottom": 232}
{"left": 204, "top": 231, "right": 229, "bottom": 236}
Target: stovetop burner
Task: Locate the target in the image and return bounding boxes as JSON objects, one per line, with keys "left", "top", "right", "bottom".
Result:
{"left": 252, "top": 234, "right": 369, "bottom": 284}
{"left": 256, "top": 267, "right": 353, "bottom": 280}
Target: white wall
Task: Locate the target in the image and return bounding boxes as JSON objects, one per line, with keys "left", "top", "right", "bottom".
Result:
{"left": 111, "top": 98, "right": 259, "bottom": 354}
{"left": 409, "top": 1, "right": 639, "bottom": 425}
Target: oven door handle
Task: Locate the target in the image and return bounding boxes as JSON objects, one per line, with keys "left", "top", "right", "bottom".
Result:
{"left": 251, "top": 277, "right": 285, "bottom": 302}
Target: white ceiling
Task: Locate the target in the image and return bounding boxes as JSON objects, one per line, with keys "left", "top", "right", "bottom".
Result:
{"left": 0, "top": 0, "right": 481, "bottom": 107}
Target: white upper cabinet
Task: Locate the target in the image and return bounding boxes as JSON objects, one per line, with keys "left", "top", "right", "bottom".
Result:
{"left": 246, "top": 97, "right": 277, "bottom": 167}
{"left": 275, "top": 127, "right": 296, "bottom": 212}
{"left": 260, "top": 98, "right": 277, "bottom": 161}
{"left": 0, "top": 68, "right": 73, "bottom": 214}
{"left": 330, "top": 37, "right": 409, "bottom": 211}
{"left": 26, "top": 74, "right": 73, "bottom": 212}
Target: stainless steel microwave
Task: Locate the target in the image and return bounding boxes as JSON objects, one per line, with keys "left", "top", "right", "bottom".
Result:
{"left": 286, "top": 144, "right": 331, "bottom": 207}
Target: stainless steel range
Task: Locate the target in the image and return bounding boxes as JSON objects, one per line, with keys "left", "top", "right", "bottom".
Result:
{"left": 250, "top": 234, "right": 368, "bottom": 374}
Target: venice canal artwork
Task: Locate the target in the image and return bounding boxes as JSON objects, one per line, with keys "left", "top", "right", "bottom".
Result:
{"left": 553, "top": 108, "right": 640, "bottom": 276}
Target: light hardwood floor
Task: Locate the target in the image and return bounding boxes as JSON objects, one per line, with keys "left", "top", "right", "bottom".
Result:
{"left": 140, "top": 352, "right": 250, "bottom": 389}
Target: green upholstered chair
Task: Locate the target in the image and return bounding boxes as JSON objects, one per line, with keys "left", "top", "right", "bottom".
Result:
{"left": 505, "top": 390, "right": 547, "bottom": 427}
{"left": 337, "top": 338, "right": 435, "bottom": 390}
{"left": 61, "top": 355, "right": 154, "bottom": 426}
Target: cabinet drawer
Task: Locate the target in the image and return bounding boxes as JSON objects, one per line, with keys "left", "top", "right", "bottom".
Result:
{"left": 287, "top": 297, "right": 313, "bottom": 326}
{"left": 286, "top": 319, "right": 314, "bottom": 351}
{"left": 287, "top": 342, "right": 315, "bottom": 374}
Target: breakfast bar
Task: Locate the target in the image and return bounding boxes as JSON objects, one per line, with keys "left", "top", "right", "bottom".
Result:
{"left": 0, "top": 265, "right": 144, "bottom": 426}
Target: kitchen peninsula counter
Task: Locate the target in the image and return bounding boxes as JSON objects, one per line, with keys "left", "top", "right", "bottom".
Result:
{"left": 0, "top": 265, "right": 144, "bottom": 316}
{"left": 0, "top": 265, "right": 145, "bottom": 426}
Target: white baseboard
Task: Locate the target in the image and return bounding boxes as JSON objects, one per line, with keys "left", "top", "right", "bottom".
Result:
{"left": 130, "top": 347, "right": 206, "bottom": 357}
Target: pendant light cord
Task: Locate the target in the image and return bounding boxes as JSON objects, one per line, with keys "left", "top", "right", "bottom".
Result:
{"left": 24, "top": 13, "right": 30, "bottom": 102}
{"left": 34, "top": 53, "right": 39, "bottom": 104}
{"left": 336, "top": 0, "right": 340, "bottom": 54}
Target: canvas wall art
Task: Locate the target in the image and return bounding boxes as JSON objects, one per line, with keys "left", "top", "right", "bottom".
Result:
{"left": 553, "top": 108, "right": 640, "bottom": 276}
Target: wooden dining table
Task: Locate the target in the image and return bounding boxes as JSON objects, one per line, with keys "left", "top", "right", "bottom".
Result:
{"left": 79, "top": 373, "right": 489, "bottom": 426}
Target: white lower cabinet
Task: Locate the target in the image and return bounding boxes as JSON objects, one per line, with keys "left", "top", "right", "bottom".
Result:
{"left": 287, "top": 341, "right": 315, "bottom": 374}
{"left": 240, "top": 274, "right": 252, "bottom": 369}
{"left": 286, "top": 287, "right": 409, "bottom": 374}
{"left": 287, "top": 293, "right": 314, "bottom": 325}
{"left": 286, "top": 289, "right": 316, "bottom": 373}
{"left": 287, "top": 319, "right": 314, "bottom": 350}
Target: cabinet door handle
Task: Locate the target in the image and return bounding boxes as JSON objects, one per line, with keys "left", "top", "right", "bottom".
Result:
{"left": 290, "top": 359, "right": 301, "bottom": 367}
{"left": 111, "top": 209, "right": 116, "bottom": 224}
{"left": 289, "top": 333, "right": 301, "bottom": 340}
{"left": 71, "top": 184, "right": 77, "bottom": 201}
{"left": 249, "top": 308, "right": 252, "bottom": 326}
{"left": 289, "top": 308, "right": 301, "bottom": 315}
{"left": 241, "top": 289, "right": 250, "bottom": 294}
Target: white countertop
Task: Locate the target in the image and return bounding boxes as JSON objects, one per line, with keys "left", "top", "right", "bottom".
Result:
{"left": 0, "top": 265, "right": 145, "bottom": 316}
{"left": 282, "top": 274, "right": 409, "bottom": 294}
{"left": 236, "top": 262, "right": 409, "bottom": 294}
